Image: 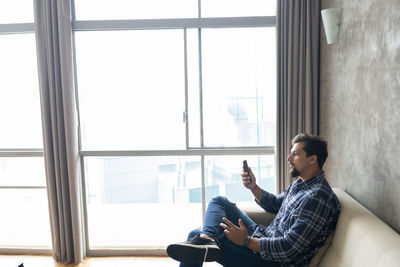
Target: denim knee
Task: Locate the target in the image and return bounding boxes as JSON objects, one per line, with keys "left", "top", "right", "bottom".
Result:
{"left": 210, "top": 195, "right": 231, "bottom": 205}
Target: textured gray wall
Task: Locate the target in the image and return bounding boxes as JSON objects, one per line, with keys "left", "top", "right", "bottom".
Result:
{"left": 320, "top": 0, "right": 400, "bottom": 233}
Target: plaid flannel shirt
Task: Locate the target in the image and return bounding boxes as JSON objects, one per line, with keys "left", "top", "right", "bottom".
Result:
{"left": 250, "top": 171, "right": 340, "bottom": 266}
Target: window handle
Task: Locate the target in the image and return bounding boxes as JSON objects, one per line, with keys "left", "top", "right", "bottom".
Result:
{"left": 183, "top": 111, "right": 188, "bottom": 123}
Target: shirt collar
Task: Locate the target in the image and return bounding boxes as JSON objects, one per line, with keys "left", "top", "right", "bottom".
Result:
{"left": 297, "top": 171, "right": 325, "bottom": 189}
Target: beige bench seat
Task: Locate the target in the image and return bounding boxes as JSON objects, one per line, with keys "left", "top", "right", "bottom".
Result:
{"left": 243, "top": 188, "right": 400, "bottom": 267}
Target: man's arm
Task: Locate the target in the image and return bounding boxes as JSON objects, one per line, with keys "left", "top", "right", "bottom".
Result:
{"left": 241, "top": 166, "right": 286, "bottom": 213}
{"left": 250, "top": 184, "right": 263, "bottom": 203}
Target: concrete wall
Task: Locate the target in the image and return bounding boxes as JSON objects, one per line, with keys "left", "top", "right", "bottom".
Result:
{"left": 320, "top": 0, "right": 400, "bottom": 233}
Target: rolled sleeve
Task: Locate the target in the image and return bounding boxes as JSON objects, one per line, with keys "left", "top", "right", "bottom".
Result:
{"left": 256, "top": 189, "right": 287, "bottom": 214}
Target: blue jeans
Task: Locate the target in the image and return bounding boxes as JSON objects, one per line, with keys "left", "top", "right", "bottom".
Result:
{"left": 179, "top": 196, "right": 279, "bottom": 267}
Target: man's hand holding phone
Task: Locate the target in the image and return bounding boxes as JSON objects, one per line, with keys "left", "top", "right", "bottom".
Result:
{"left": 242, "top": 160, "right": 256, "bottom": 190}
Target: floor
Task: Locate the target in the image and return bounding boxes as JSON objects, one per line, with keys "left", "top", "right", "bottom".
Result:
{"left": 0, "top": 255, "right": 221, "bottom": 267}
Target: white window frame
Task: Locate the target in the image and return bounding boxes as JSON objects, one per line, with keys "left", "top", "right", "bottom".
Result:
{"left": 71, "top": 4, "right": 276, "bottom": 256}
{"left": 0, "top": 24, "right": 51, "bottom": 255}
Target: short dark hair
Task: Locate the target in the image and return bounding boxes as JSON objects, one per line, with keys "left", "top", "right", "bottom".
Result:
{"left": 292, "top": 133, "right": 328, "bottom": 169}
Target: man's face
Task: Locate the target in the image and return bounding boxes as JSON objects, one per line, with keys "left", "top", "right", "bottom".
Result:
{"left": 287, "top": 142, "right": 311, "bottom": 178}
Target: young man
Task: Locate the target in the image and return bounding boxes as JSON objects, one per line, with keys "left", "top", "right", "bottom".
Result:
{"left": 167, "top": 134, "right": 340, "bottom": 267}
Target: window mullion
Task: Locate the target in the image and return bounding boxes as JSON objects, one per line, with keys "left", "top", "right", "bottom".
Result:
{"left": 0, "top": 23, "right": 34, "bottom": 34}
{"left": 71, "top": 17, "right": 276, "bottom": 31}
{"left": 184, "top": 28, "right": 190, "bottom": 149}
{"left": 198, "top": 28, "right": 204, "bottom": 148}
{"left": 198, "top": 0, "right": 201, "bottom": 18}
{"left": 201, "top": 155, "right": 206, "bottom": 223}
{"left": 0, "top": 149, "right": 43, "bottom": 157}
{"left": 79, "top": 147, "right": 275, "bottom": 157}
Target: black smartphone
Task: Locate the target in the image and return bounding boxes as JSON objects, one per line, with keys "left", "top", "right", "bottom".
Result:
{"left": 243, "top": 160, "right": 251, "bottom": 183}
{"left": 243, "top": 160, "right": 249, "bottom": 173}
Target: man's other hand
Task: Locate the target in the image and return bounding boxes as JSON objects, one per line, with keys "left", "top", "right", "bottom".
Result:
{"left": 220, "top": 218, "right": 248, "bottom": 246}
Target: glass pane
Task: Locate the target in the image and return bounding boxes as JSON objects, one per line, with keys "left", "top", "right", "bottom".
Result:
{"left": 0, "top": 158, "right": 46, "bottom": 187}
{"left": 0, "top": 1, "right": 34, "bottom": 23}
{"left": 204, "top": 155, "right": 275, "bottom": 204}
{"left": 0, "top": 34, "right": 43, "bottom": 149}
{"left": 84, "top": 156, "right": 202, "bottom": 248}
{"left": 201, "top": 28, "right": 276, "bottom": 147}
{"left": 0, "top": 189, "right": 52, "bottom": 248}
{"left": 201, "top": 0, "right": 276, "bottom": 17}
{"left": 75, "top": 30, "right": 186, "bottom": 150}
{"left": 74, "top": 0, "right": 198, "bottom": 20}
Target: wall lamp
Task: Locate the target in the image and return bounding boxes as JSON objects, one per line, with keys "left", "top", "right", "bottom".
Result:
{"left": 321, "top": 8, "right": 342, "bottom": 44}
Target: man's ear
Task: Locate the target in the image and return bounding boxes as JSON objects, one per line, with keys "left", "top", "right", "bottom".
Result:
{"left": 310, "top": 155, "right": 318, "bottom": 165}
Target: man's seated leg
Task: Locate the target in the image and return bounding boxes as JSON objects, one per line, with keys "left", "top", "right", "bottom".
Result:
{"left": 202, "top": 196, "right": 256, "bottom": 242}
{"left": 167, "top": 196, "right": 257, "bottom": 264}
{"left": 217, "top": 238, "right": 280, "bottom": 267}
{"left": 175, "top": 228, "right": 210, "bottom": 267}
{"left": 167, "top": 228, "right": 221, "bottom": 263}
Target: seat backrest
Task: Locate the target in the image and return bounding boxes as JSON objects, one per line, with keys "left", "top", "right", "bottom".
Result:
{"left": 319, "top": 188, "right": 400, "bottom": 267}
{"left": 243, "top": 206, "right": 276, "bottom": 226}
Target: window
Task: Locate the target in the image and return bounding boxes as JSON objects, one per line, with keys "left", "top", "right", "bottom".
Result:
{"left": 0, "top": 7, "right": 51, "bottom": 251}
{"left": 73, "top": 0, "right": 276, "bottom": 252}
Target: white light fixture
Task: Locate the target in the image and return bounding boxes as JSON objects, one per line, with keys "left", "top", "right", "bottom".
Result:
{"left": 321, "top": 8, "right": 342, "bottom": 45}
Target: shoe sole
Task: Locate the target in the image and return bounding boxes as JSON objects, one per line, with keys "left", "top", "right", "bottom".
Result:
{"left": 167, "top": 243, "right": 221, "bottom": 262}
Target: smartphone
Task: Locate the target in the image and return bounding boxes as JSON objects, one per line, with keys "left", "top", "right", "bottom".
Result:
{"left": 243, "top": 160, "right": 251, "bottom": 183}
{"left": 243, "top": 160, "right": 249, "bottom": 173}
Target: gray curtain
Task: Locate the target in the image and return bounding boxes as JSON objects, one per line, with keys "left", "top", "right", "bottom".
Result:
{"left": 276, "top": 0, "right": 321, "bottom": 192}
{"left": 33, "top": 0, "right": 85, "bottom": 263}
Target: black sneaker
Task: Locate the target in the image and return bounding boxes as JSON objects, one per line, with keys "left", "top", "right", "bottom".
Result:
{"left": 167, "top": 235, "right": 221, "bottom": 263}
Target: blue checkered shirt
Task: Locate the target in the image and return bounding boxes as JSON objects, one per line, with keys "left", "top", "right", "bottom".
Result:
{"left": 250, "top": 171, "right": 340, "bottom": 266}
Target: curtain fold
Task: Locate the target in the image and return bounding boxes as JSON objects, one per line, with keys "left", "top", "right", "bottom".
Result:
{"left": 276, "top": 0, "right": 321, "bottom": 192}
{"left": 33, "top": 0, "right": 84, "bottom": 263}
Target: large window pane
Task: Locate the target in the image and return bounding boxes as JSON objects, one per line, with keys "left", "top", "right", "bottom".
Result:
{"left": 0, "top": 1, "right": 34, "bottom": 23}
{"left": 75, "top": 30, "right": 186, "bottom": 150}
{"left": 201, "top": 0, "right": 276, "bottom": 17}
{"left": 84, "top": 156, "right": 202, "bottom": 247}
{"left": 0, "top": 34, "right": 43, "bottom": 149}
{"left": 0, "top": 158, "right": 46, "bottom": 187}
{"left": 203, "top": 155, "right": 275, "bottom": 204}
{"left": 200, "top": 28, "right": 276, "bottom": 147}
{"left": 74, "top": 0, "right": 198, "bottom": 20}
{"left": 0, "top": 188, "right": 51, "bottom": 248}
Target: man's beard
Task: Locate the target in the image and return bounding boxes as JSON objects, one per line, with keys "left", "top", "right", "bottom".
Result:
{"left": 290, "top": 165, "right": 300, "bottom": 178}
